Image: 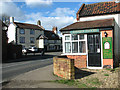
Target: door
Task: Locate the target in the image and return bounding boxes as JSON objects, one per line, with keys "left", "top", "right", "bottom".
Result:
{"left": 87, "top": 34, "right": 101, "bottom": 67}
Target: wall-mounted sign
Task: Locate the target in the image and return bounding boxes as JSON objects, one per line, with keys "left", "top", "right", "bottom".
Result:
{"left": 104, "top": 42, "right": 110, "bottom": 49}
{"left": 70, "top": 29, "right": 99, "bottom": 34}
{"left": 102, "top": 37, "right": 112, "bottom": 59}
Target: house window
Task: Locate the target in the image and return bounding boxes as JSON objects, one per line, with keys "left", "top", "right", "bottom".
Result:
{"left": 30, "top": 37, "right": 34, "bottom": 43}
{"left": 63, "top": 34, "right": 87, "bottom": 54}
{"left": 30, "top": 29, "right": 35, "bottom": 35}
{"left": 20, "top": 37, "right": 25, "bottom": 43}
{"left": 19, "top": 29, "right": 25, "bottom": 34}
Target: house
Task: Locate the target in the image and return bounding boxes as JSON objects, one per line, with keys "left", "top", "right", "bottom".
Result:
{"left": 8, "top": 17, "right": 44, "bottom": 48}
{"left": 60, "top": 1, "right": 120, "bottom": 69}
{"left": 36, "top": 26, "right": 62, "bottom": 51}
{"left": 8, "top": 17, "right": 62, "bottom": 51}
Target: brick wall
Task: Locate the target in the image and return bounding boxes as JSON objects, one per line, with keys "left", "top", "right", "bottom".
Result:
{"left": 67, "top": 55, "right": 87, "bottom": 68}
{"left": 53, "top": 56, "right": 75, "bottom": 79}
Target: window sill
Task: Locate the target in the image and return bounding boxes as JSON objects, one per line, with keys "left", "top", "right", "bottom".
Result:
{"left": 61, "top": 53, "right": 87, "bottom": 55}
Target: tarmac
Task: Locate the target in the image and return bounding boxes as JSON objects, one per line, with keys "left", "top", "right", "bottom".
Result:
{"left": 2, "top": 64, "right": 76, "bottom": 88}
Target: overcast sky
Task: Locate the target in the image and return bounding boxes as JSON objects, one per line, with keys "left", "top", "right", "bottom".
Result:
{"left": 0, "top": 0, "right": 112, "bottom": 35}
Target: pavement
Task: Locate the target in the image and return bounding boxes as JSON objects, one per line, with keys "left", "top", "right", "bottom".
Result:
{"left": 2, "top": 64, "right": 76, "bottom": 88}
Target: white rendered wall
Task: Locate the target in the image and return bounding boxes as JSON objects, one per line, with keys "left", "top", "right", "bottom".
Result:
{"left": 79, "top": 14, "right": 119, "bottom": 24}
{"left": 39, "top": 39, "right": 44, "bottom": 48}
{"left": 7, "top": 23, "right": 16, "bottom": 43}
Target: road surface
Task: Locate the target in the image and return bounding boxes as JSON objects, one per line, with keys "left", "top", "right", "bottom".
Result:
{"left": 2, "top": 52, "right": 61, "bottom": 81}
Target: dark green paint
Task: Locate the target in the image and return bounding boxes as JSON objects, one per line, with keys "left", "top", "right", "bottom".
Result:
{"left": 102, "top": 37, "right": 113, "bottom": 59}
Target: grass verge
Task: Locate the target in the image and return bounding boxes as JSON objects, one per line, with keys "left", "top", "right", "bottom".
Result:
{"left": 104, "top": 74, "right": 109, "bottom": 76}
{"left": 53, "top": 79, "right": 97, "bottom": 88}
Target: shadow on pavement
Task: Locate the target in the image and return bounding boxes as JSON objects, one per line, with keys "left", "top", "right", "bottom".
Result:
{"left": 75, "top": 67, "right": 95, "bottom": 79}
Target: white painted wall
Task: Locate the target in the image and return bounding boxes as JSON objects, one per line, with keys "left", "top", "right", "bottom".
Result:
{"left": 79, "top": 14, "right": 119, "bottom": 24}
{"left": 7, "top": 23, "right": 16, "bottom": 43}
{"left": 39, "top": 39, "right": 44, "bottom": 48}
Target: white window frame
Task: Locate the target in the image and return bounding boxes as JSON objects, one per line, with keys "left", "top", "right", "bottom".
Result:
{"left": 62, "top": 34, "right": 87, "bottom": 55}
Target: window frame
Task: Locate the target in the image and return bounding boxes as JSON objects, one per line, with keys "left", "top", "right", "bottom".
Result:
{"left": 30, "top": 29, "right": 35, "bottom": 35}
{"left": 19, "top": 37, "right": 25, "bottom": 43}
{"left": 62, "top": 34, "right": 87, "bottom": 55}
{"left": 30, "top": 37, "right": 35, "bottom": 43}
{"left": 19, "top": 28, "right": 25, "bottom": 34}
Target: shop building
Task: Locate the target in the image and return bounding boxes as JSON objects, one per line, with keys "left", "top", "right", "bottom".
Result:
{"left": 60, "top": 1, "right": 120, "bottom": 69}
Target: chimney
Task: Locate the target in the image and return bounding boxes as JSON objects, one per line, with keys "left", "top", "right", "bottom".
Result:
{"left": 52, "top": 26, "right": 57, "bottom": 34}
{"left": 37, "top": 20, "right": 41, "bottom": 26}
{"left": 10, "top": 17, "right": 14, "bottom": 23}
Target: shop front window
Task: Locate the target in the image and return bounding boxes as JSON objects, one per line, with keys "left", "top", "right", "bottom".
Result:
{"left": 63, "top": 34, "right": 87, "bottom": 54}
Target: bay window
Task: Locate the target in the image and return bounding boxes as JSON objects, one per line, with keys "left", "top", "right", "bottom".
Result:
{"left": 63, "top": 34, "right": 87, "bottom": 54}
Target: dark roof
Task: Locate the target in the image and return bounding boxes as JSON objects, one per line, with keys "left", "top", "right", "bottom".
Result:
{"left": 44, "top": 30, "right": 60, "bottom": 40}
{"left": 36, "top": 34, "right": 48, "bottom": 40}
{"left": 60, "top": 18, "right": 114, "bottom": 31}
{"left": 14, "top": 22, "right": 44, "bottom": 30}
{"left": 77, "top": 2, "right": 120, "bottom": 18}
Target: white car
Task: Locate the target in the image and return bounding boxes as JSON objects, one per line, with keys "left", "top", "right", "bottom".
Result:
{"left": 28, "top": 47, "right": 38, "bottom": 52}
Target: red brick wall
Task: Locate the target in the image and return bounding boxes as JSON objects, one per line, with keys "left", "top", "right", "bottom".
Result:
{"left": 67, "top": 55, "right": 87, "bottom": 68}
{"left": 53, "top": 56, "right": 75, "bottom": 79}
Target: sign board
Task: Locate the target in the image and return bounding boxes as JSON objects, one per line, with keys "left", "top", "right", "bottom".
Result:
{"left": 70, "top": 29, "right": 99, "bottom": 34}
{"left": 102, "top": 37, "right": 113, "bottom": 59}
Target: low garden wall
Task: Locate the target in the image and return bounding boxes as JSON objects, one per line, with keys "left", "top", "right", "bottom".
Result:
{"left": 53, "top": 56, "right": 75, "bottom": 79}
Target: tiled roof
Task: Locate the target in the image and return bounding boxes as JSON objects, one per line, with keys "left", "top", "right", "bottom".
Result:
{"left": 77, "top": 2, "right": 120, "bottom": 18}
{"left": 36, "top": 34, "right": 48, "bottom": 40}
{"left": 44, "top": 30, "right": 60, "bottom": 40}
{"left": 60, "top": 18, "right": 114, "bottom": 31}
{"left": 14, "top": 22, "right": 44, "bottom": 30}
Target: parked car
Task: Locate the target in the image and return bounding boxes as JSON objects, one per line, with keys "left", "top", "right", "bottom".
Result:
{"left": 22, "top": 46, "right": 45, "bottom": 56}
{"left": 28, "top": 47, "right": 38, "bottom": 52}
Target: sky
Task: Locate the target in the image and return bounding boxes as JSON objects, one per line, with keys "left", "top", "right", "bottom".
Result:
{"left": 0, "top": 0, "right": 112, "bottom": 36}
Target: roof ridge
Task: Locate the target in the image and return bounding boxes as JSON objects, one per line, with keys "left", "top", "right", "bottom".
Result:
{"left": 85, "top": 1, "right": 115, "bottom": 6}
{"left": 14, "top": 22, "right": 38, "bottom": 26}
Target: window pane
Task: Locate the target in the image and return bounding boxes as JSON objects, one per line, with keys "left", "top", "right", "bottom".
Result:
{"left": 20, "top": 29, "right": 25, "bottom": 34}
{"left": 89, "top": 45, "right": 94, "bottom": 53}
{"left": 65, "top": 42, "right": 71, "bottom": 53}
{"left": 20, "top": 37, "right": 25, "bottom": 43}
{"left": 79, "top": 41, "right": 86, "bottom": 53}
{"left": 72, "top": 34, "right": 78, "bottom": 40}
{"left": 79, "top": 34, "right": 84, "bottom": 40}
{"left": 72, "top": 42, "right": 78, "bottom": 53}
{"left": 65, "top": 36, "right": 70, "bottom": 40}
{"left": 30, "top": 29, "right": 35, "bottom": 34}
{"left": 30, "top": 37, "right": 34, "bottom": 43}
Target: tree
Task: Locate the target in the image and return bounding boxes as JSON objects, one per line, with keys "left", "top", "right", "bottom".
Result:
{"left": 1, "top": 14, "right": 10, "bottom": 26}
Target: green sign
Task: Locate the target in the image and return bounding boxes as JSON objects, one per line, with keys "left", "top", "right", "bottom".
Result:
{"left": 102, "top": 37, "right": 113, "bottom": 59}
{"left": 70, "top": 29, "right": 99, "bottom": 34}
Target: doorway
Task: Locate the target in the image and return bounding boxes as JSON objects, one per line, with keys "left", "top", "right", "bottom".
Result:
{"left": 87, "top": 34, "right": 101, "bottom": 67}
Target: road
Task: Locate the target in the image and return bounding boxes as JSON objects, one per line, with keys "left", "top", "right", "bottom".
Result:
{"left": 2, "top": 52, "right": 61, "bottom": 81}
